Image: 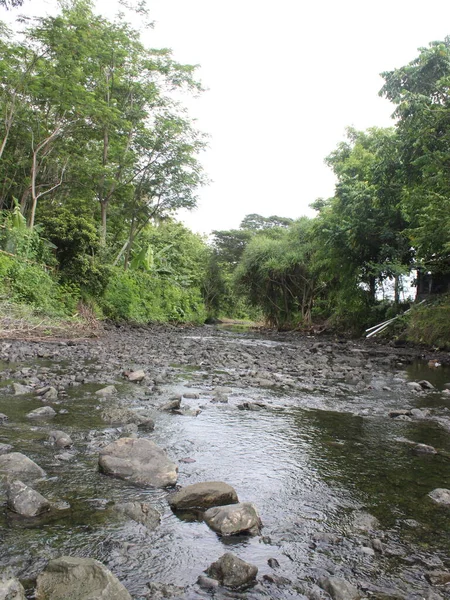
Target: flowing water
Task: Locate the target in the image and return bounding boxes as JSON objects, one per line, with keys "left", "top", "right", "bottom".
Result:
{"left": 0, "top": 330, "right": 449, "bottom": 599}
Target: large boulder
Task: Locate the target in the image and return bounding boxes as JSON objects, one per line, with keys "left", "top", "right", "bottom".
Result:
{"left": 0, "top": 452, "right": 46, "bottom": 479}
{"left": 113, "top": 502, "right": 160, "bottom": 531}
{"left": 6, "top": 479, "right": 50, "bottom": 517}
{"left": 35, "top": 556, "right": 131, "bottom": 600}
{"left": 98, "top": 438, "right": 178, "bottom": 487}
{"left": 206, "top": 553, "right": 257, "bottom": 588}
{"left": 204, "top": 502, "right": 261, "bottom": 536}
{"left": 0, "top": 577, "right": 26, "bottom": 599}
{"left": 169, "top": 481, "right": 238, "bottom": 511}
{"left": 318, "top": 577, "right": 361, "bottom": 600}
{"left": 428, "top": 488, "right": 450, "bottom": 506}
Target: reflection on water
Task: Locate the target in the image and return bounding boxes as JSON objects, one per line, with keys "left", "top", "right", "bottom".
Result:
{"left": 0, "top": 347, "right": 449, "bottom": 599}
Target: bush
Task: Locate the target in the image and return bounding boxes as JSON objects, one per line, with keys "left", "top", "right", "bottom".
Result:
{"left": 406, "top": 296, "right": 450, "bottom": 349}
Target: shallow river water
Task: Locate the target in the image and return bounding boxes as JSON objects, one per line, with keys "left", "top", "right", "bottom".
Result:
{"left": 0, "top": 327, "right": 449, "bottom": 599}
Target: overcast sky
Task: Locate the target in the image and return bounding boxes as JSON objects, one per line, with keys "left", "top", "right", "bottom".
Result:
{"left": 5, "top": 0, "right": 450, "bottom": 234}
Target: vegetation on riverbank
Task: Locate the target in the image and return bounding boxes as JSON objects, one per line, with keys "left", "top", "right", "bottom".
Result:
{"left": 0, "top": 2, "right": 449, "bottom": 346}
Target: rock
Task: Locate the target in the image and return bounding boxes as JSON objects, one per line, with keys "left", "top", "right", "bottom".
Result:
{"left": 412, "top": 443, "right": 437, "bottom": 455}
{"left": 394, "top": 414, "right": 412, "bottom": 421}
{"left": 197, "top": 575, "right": 219, "bottom": 590}
{"left": 318, "top": 576, "right": 360, "bottom": 600}
{"left": 0, "top": 452, "right": 46, "bottom": 478}
{"left": 0, "top": 443, "right": 13, "bottom": 454}
{"left": 411, "top": 408, "right": 428, "bottom": 419}
{"left": 49, "top": 430, "right": 73, "bottom": 448}
{"left": 262, "top": 574, "right": 291, "bottom": 585}
{"left": 0, "top": 577, "right": 26, "bottom": 599}
{"left": 418, "top": 380, "right": 435, "bottom": 390}
{"left": 206, "top": 553, "right": 258, "bottom": 588}
{"left": 159, "top": 398, "right": 181, "bottom": 411}
{"left": 389, "top": 410, "right": 412, "bottom": 418}
{"left": 426, "top": 571, "right": 450, "bottom": 586}
{"left": 145, "top": 582, "right": 185, "bottom": 598}
{"left": 169, "top": 481, "right": 239, "bottom": 510}
{"left": 0, "top": 413, "right": 8, "bottom": 423}
{"left": 124, "top": 370, "right": 145, "bottom": 382}
{"left": 43, "top": 387, "right": 58, "bottom": 401}
{"left": 13, "top": 383, "right": 31, "bottom": 395}
{"left": 204, "top": 502, "right": 261, "bottom": 536}
{"left": 352, "top": 511, "right": 380, "bottom": 531}
{"left": 35, "top": 556, "right": 132, "bottom": 600}
{"left": 371, "top": 538, "right": 384, "bottom": 553}
{"left": 183, "top": 392, "right": 199, "bottom": 399}
{"left": 268, "top": 558, "right": 280, "bottom": 568}
{"left": 95, "top": 385, "right": 117, "bottom": 397}
{"left": 98, "top": 437, "right": 178, "bottom": 487}
{"left": 113, "top": 502, "right": 160, "bottom": 530}
{"left": 6, "top": 479, "right": 50, "bottom": 517}
{"left": 26, "top": 406, "right": 56, "bottom": 419}
{"left": 101, "top": 406, "right": 154, "bottom": 429}
{"left": 407, "top": 382, "right": 423, "bottom": 392}
{"left": 428, "top": 488, "right": 450, "bottom": 506}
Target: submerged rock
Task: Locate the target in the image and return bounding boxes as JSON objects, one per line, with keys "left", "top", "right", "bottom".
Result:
{"left": 206, "top": 553, "right": 258, "bottom": 588}
{"left": 351, "top": 511, "right": 380, "bottom": 531}
{"left": 101, "top": 406, "right": 154, "bottom": 429}
{"left": 113, "top": 501, "right": 160, "bottom": 530}
{"left": 169, "top": 481, "right": 238, "bottom": 510}
{"left": 49, "top": 430, "right": 73, "bottom": 448}
{"left": 0, "top": 452, "right": 46, "bottom": 479}
{"left": 6, "top": 479, "right": 50, "bottom": 517}
{"left": 35, "top": 556, "right": 132, "bottom": 600}
{"left": 98, "top": 437, "right": 178, "bottom": 487}
{"left": 95, "top": 385, "right": 117, "bottom": 397}
{"left": 159, "top": 397, "right": 181, "bottom": 411}
{"left": 204, "top": 502, "right": 261, "bottom": 536}
{"left": 26, "top": 406, "right": 56, "bottom": 419}
{"left": 123, "top": 369, "right": 145, "bottom": 382}
{"left": 318, "top": 576, "right": 360, "bottom": 600}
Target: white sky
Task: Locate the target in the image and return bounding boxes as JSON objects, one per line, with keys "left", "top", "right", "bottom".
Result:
{"left": 5, "top": 0, "right": 450, "bottom": 235}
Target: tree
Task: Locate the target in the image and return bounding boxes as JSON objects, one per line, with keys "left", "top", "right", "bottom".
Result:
{"left": 380, "top": 38, "right": 450, "bottom": 275}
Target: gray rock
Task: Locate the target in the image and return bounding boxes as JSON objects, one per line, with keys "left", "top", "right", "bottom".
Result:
{"left": 43, "top": 387, "right": 58, "bottom": 401}
{"left": 0, "top": 443, "right": 13, "bottom": 454}
{"left": 159, "top": 398, "right": 182, "bottom": 411}
{"left": 99, "top": 438, "right": 178, "bottom": 487}
{"left": 26, "top": 406, "right": 56, "bottom": 419}
{"left": 412, "top": 443, "right": 437, "bottom": 455}
{"left": 318, "top": 576, "right": 360, "bottom": 600}
{"left": 6, "top": 479, "right": 50, "bottom": 517}
{"left": 124, "top": 370, "right": 145, "bottom": 382}
{"left": 144, "top": 582, "right": 185, "bottom": 599}
{"left": 407, "top": 381, "right": 423, "bottom": 391}
{"left": 0, "top": 452, "right": 46, "bottom": 478}
{"left": 389, "top": 410, "right": 412, "bottom": 418}
{"left": 101, "top": 406, "right": 154, "bottom": 429}
{"left": 352, "top": 511, "right": 379, "bottom": 531}
{"left": 13, "top": 383, "right": 31, "bottom": 395}
{"left": 411, "top": 408, "right": 428, "bottom": 419}
{"left": 0, "top": 577, "right": 26, "bottom": 599}
{"left": 197, "top": 576, "right": 219, "bottom": 590}
{"left": 428, "top": 488, "right": 450, "bottom": 506}
{"left": 418, "top": 380, "right": 435, "bottom": 390}
{"left": 204, "top": 502, "right": 261, "bottom": 536}
{"left": 206, "top": 552, "right": 258, "bottom": 587}
{"left": 183, "top": 392, "right": 199, "bottom": 399}
{"left": 95, "top": 385, "right": 117, "bottom": 397}
{"left": 35, "top": 556, "right": 132, "bottom": 600}
{"left": 49, "top": 430, "right": 73, "bottom": 448}
{"left": 113, "top": 502, "right": 160, "bottom": 530}
{"left": 0, "top": 413, "right": 8, "bottom": 423}
{"left": 169, "top": 481, "right": 239, "bottom": 510}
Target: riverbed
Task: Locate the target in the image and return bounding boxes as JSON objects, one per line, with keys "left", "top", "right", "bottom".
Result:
{"left": 0, "top": 325, "right": 449, "bottom": 599}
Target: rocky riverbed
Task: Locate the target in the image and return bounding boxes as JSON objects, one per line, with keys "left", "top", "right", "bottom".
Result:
{"left": 0, "top": 323, "right": 449, "bottom": 599}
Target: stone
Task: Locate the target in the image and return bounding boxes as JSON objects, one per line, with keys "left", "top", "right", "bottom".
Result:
{"left": 426, "top": 571, "right": 450, "bottom": 586}
{"left": 0, "top": 413, "right": 8, "bottom": 423}
{"left": 169, "top": 481, "right": 238, "bottom": 510}
{"left": 35, "top": 556, "right": 132, "bottom": 600}
{"left": 49, "top": 430, "right": 73, "bottom": 448}
{"left": 13, "top": 383, "right": 31, "bottom": 395}
{"left": 206, "top": 553, "right": 258, "bottom": 588}
{"left": 318, "top": 576, "right": 360, "bottom": 600}
{"left": 411, "top": 408, "right": 428, "bottom": 419}
{"left": 113, "top": 502, "right": 160, "bottom": 530}
{"left": 95, "top": 385, "right": 117, "bottom": 397}
{"left": 428, "top": 488, "right": 450, "bottom": 506}
{"left": 6, "top": 479, "right": 50, "bottom": 517}
{"left": 197, "top": 576, "right": 219, "bottom": 590}
{"left": 101, "top": 406, "right": 154, "bottom": 429}
{"left": 0, "top": 443, "right": 13, "bottom": 454}
{"left": 407, "top": 381, "right": 423, "bottom": 391}
{"left": 204, "top": 502, "right": 261, "bottom": 536}
{"left": 124, "top": 370, "right": 145, "bottom": 382}
{"left": 389, "top": 410, "right": 412, "bottom": 418}
{"left": 352, "top": 511, "right": 379, "bottom": 531}
{"left": 412, "top": 443, "right": 437, "bottom": 455}
{"left": 0, "top": 577, "right": 26, "bottom": 599}
{"left": 418, "top": 380, "right": 435, "bottom": 390}
{"left": 0, "top": 452, "right": 46, "bottom": 478}
{"left": 159, "top": 398, "right": 182, "bottom": 411}
{"left": 26, "top": 406, "right": 56, "bottom": 419}
{"left": 144, "top": 582, "right": 185, "bottom": 598}
{"left": 43, "top": 387, "right": 58, "bottom": 401}
{"left": 99, "top": 438, "right": 178, "bottom": 487}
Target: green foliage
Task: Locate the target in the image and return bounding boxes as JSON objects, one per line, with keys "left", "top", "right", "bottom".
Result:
{"left": 101, "top": 267, "right": 206, "bottom": 324}
{"left": 405, "top": 296, "right": 450, "bottom": 349}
